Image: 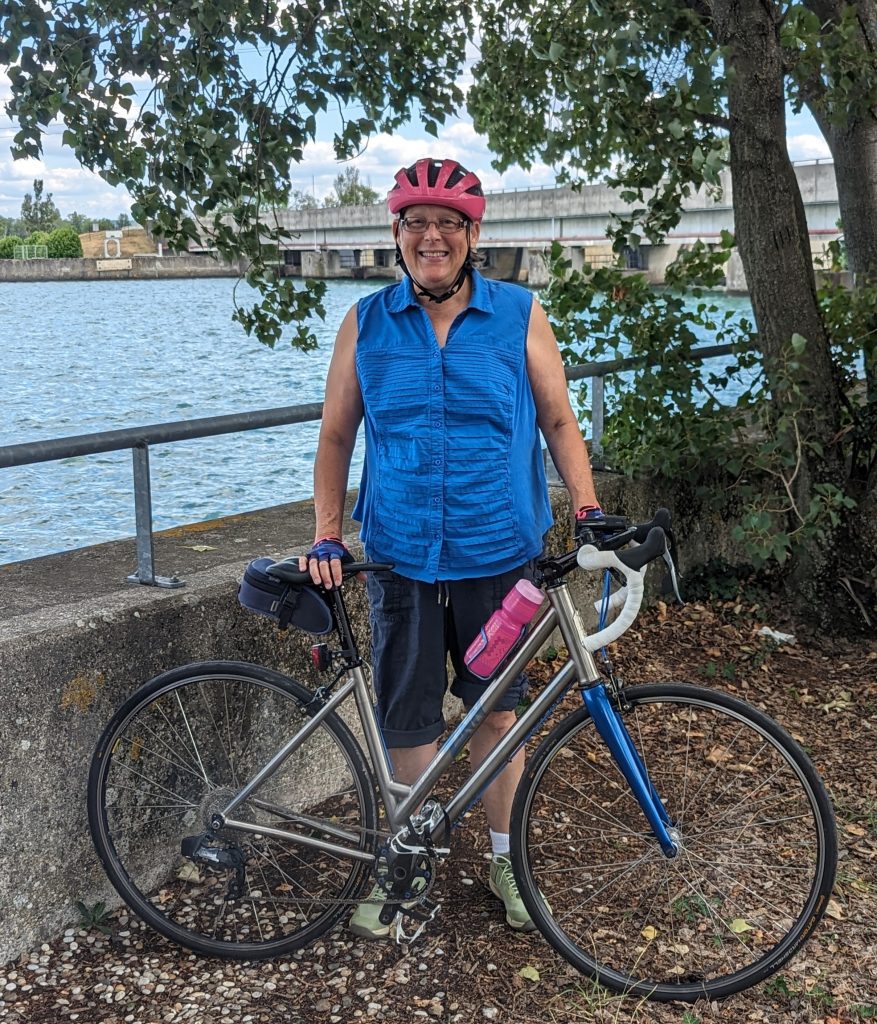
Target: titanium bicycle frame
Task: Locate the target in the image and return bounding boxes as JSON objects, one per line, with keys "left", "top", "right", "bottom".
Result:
{"left": 215, "top": 576, "right": 678, "bottom": 861}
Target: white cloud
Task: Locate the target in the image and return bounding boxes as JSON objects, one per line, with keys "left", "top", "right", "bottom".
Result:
{"left": 0, "top": 133, "right": 132, "bottom": 218}
{"left": 288, "top": 120, "right": 560, "bottom": 205}
{"left": 0, "top": 61, "right": 134, "bottom": 219}
{"left": 787, "top": 132, "right": 832, "bottom": 162}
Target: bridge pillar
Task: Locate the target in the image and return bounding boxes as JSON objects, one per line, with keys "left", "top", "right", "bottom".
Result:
{"left": 642, "top": 244, "right": 679, "bottom": 285}
{"left": 526, "top": 248, "right": 550, "bottom": 287}
{"left": 725, "top": 250, "right": 748, "bottom": 293}
{"left": 301, "top": 250, "right": 325, "bottom": 277}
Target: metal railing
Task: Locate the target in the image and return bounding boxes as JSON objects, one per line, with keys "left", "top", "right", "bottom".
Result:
{"left": 0, "top": 403, "right": 321, "bottom": 588}
{"left": 0, "top": 345, "right": 737, "bottom": 586}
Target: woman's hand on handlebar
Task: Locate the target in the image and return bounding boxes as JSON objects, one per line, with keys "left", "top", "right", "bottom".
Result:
{"left": 574, "top": 504, "right": 631, "bottom": 548}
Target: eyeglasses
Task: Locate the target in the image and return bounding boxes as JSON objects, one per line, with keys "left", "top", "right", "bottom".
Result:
{"left": 399, "top": 215, "right": 469, "bottom": 235}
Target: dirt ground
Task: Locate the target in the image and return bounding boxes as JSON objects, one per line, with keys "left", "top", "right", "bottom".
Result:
{"left": 2, "top": 598, "right": 876, "bottom": 1024}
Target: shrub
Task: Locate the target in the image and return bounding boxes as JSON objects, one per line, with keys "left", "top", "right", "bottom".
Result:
{"left": 47, "top": 226, "right": 84, "bottom": 258}
{"left": 26, "top": 230, "right": 51, "bottom": 247}
{"left": 0, "top": 235, "right": 23, "bottom": 258}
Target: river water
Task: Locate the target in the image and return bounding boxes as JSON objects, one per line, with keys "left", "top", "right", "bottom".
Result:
{"left": 0, "top": 276, "right": 752, "bottom": 565}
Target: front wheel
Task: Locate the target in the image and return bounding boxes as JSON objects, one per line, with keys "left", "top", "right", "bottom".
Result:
{"left": 511, "top": 683, "right": 837, "bottom": 1001}
{"left": 88, "top": 662, "right": 378, "bottom": 959}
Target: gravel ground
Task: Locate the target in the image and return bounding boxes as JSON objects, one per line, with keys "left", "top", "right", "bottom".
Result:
{"left": 3, "top": 601, "right": 876, "bottom": 1024}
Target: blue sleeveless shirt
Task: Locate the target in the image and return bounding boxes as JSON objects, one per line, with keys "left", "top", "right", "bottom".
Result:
{"left": 352, "top": 272, "right": 553, "bottom": 582}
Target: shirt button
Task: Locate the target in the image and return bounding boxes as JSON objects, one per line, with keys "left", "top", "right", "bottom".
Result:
{"left": 433, "top": 384, "right": 440, "bottom": 392}
{"left": 433, "top": 497, "right": 440, "bottom": 504}
{"left": 433, "top": 458, "right": 442, "bottom": 466}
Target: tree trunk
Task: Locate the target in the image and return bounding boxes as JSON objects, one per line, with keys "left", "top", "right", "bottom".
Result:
{"left": 802, "top": 1, "right": 877, "bottom": 404}
{"left": 819, "top": 116, "right": 877, "bottom": 278}
{"left": 714, "top": 0, "right": 843, "bottom": 437}
{"left": 712, "top": 0, "right": 848, "bottom": 610}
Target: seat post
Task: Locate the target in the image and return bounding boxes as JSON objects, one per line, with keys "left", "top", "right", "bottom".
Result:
{"left": 328, "top": 586, "right": 362, "bottom": 663}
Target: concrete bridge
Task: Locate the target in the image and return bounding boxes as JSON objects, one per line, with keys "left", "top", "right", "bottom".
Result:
{"left": 263, "top": 160, "right": 840, "bottom": 290}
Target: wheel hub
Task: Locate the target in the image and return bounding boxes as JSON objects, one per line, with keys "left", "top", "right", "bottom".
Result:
{"left": 199, "top": 786, "right": 238, "bottom": 831}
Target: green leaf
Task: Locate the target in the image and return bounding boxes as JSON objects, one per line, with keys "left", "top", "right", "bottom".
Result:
{"left": 728, "top": 917, "right": 754, "bottom": 933}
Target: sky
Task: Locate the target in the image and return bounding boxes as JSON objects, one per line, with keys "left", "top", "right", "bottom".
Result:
{"left": 0, "top": 59, "right": 833, "bottom": 223}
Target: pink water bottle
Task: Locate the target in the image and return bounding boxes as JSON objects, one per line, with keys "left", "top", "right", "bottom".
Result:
{"left": 464, "top": 579, "right": 545, "bottom": 680}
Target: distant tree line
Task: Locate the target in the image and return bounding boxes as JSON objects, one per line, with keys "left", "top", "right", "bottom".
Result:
{"left": 0, "top": 178, "right": 132, "bottom": 257}
{"left": 287, "top": 168, "right": 379, "bottom": 211}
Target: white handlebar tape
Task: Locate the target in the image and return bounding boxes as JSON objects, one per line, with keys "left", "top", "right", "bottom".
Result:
{"left": 576, "top": 544, "right": 646, "bottom": 652}
{"left": 594, "top": 585, "right": 628, "bottom": 616}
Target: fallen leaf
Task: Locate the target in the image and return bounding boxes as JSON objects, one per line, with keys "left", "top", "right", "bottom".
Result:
{"left": 728, "top": 918, "right": 754, "bottom": 934}
{"left": 844, "top": 824, "right": 867, "bottom": 837}
{"left": 187, "top": 544, "right": 215, "bottom": 552}
{"left": 706, "top": 745, "right": 732, "bottom": 765}
{"left": 177, "top": 863, "right": 201, "bottom": 883}
{"left": 825, "top": 899, "right": 844, "bottom": 920}
{"left": 518, "top": 966, "right": 540, "bottom": 982}
{"left": 822, "top": 690, "right": 853, "bottom": 713}
{"left": 641, "top": 925, "right": 658, "bottom": 940}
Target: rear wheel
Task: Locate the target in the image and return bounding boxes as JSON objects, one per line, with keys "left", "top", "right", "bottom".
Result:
{"left": 88, "top": 661, "right": 377, "bottom": 959}
{"left": 512, "top": 683, "right": 837, "bottom": 1001}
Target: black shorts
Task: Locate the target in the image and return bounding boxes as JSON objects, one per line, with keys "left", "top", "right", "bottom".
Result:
{"left": 365, "top": 561, "right": 536, "bottom": 748}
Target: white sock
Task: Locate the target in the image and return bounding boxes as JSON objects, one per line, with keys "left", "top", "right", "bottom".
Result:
{"left": 489, "top": 829, "right": 511, "bottom": 857}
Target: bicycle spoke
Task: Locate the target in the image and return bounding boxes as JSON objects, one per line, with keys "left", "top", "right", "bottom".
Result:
{"left": 126, "top": 716, "right": 208, "bottom": 784}
{"left": 174, "top": 689, "right": 213, "bottom": 786}
{"left": 109, "top": 762, "right": 200, "bottom": 808}
{"left": 543, "top": 765, "right": 648, "bottom": 836}
{"left": 149, "top": 698, "right": 215, "bottom": 785}
{"left": 195, "top": 681, "right": 239, "bottom": 788}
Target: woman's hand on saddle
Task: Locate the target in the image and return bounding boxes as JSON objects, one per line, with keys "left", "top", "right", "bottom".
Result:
{"left": 298, "top": 536, "right": 353, "bottom": 589}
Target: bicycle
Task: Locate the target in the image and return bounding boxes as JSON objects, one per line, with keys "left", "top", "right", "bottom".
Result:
{"left": 87, "top": 511, "right": 837, "bottom": 1002}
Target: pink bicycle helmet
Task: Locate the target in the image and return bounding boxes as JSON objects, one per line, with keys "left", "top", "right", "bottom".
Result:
{"left": 387, "top": 158, "right": 486, "bottom": 222}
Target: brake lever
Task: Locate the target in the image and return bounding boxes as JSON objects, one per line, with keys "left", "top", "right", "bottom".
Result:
{"left": 661, "top": 547, "right": 684, "bottom": 604}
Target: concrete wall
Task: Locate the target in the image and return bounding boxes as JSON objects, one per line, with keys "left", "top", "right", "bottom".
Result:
{"left": 0, "top": 253, "right": 248, "bottom": 283}
{"left": 0, "top": 472, "right": 742, "bottom": 962}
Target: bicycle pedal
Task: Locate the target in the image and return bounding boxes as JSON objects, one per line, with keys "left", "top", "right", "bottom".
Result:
{"left": 393, "top": 898, "right": 440, "bottom": 945}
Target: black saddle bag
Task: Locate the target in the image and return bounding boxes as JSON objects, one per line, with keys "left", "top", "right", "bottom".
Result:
{"left": 238, "top": 557, "right": 334, "bottom": 635}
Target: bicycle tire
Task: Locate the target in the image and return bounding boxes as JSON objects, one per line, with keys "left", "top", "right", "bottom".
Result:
{"left": 88, "top": 661, "right": 378, "bottom": 959}
{"left": 511, "top": 683, "right": 837, "bottom": 1001}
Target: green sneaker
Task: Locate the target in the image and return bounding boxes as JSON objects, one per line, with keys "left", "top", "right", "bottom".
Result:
{"left": 349, "top": 885, "right": 393, "bottom": 940}
{"left": 348, "top": 879, "right": 427, "bottom": 940}
{"left": 489, "top": 854, "right": 536, "bottom": 932}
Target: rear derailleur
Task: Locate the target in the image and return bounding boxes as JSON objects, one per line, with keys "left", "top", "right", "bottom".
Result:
{"left": 180, "top": 833, "right": 246, "bottom": 900}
